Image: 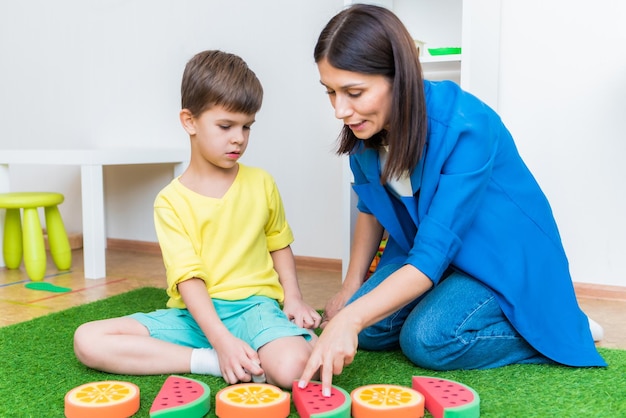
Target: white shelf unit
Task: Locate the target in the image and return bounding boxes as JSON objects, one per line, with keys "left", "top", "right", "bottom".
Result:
{"left": 341, "top": 0, "right": 465, "bottom": 278}
{"left": 421, "top": 54, "right": 462, "bottom": 84}
{"left": 421, "top": 54, "right": 462, "bottom": 63}
{"left": 395, "top": 0, "right": 463, "bottom": 83}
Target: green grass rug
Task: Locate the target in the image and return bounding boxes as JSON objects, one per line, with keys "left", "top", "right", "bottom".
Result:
{"left": 1, "top": 287, "right": 624, "bottom": 417}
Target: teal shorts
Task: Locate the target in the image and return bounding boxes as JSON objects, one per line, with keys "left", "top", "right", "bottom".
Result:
{"left": 129, "top": 295, "right": 312, "bottom": 351}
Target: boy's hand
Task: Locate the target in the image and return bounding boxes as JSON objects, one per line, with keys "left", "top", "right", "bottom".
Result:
{"left": 213, "top": 334, "right": 263, "bottom": 384}
{"left": 283, "top": 299, "right": 322, "bottom": 329}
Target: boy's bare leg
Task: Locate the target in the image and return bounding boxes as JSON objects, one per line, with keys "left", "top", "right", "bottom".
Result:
{"left": 258, "top": 335, "right": 319, "bottom": 389}
{"left": 73, "top": 317, "right": 195, "bottom": 375}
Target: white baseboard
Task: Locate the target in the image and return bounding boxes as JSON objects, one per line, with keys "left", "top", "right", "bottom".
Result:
{"left": 105, "top": 238, "right": 343, "bottom": 272}
{"left": 104, "top": 239, "right": 626, "bottom": 299}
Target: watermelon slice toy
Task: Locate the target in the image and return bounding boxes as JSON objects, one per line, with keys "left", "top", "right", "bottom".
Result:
{"left": 150, "top": 375, "right": 211, "bottom": 417}
{"left": 412, "top": 376, "right": 480, "bottom": 418}
{"left": 292, "top": 380, "right": 351, "bottom": 418}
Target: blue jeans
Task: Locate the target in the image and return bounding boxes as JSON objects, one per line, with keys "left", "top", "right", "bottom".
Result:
{"left": 349, "top": 264, "right": 553, "bottom": 370}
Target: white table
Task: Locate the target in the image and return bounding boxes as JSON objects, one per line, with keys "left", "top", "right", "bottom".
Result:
{"left": 0, "top": 149, "right": 188, "bottom": 279}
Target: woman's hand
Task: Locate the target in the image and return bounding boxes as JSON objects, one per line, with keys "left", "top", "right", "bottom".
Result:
{"left": 283, "top": 298, "right": 322, "bottom": 329}
{"left": 301, "top": 264, "right": 433, "bottom": 395}
{"left": 298, "top": 309, "right": 360, "bottom": 396}
{"left": 321, "top": 282, "right": 360, "bottom": 329}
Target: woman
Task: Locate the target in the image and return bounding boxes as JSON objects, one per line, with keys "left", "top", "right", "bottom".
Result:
{"left": 298, "top": 4, "right": 605, "bottom": 395}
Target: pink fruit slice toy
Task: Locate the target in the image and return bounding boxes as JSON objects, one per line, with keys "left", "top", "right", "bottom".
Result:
{"left": 412, "top": 376, "right": 480, "bottom": 418}
{"left": 292, "top": 380, "right": 351, "bottom": 417}
{"left": 149, "top": 375, "right": 211, "bottom": 417}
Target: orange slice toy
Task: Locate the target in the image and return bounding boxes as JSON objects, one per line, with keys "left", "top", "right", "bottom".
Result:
{"left": 64, "top": 380, "right": 140, "bottom": 418}
{"left": 215, "top": 383, "right": 290, "bottom": 418}
{"left": 351, "top": 384, "right": 424, "bottom": 418}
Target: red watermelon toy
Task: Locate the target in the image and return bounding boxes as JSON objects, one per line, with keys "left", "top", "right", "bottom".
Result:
{"left": 412, "top": 376, "right": 480, "bottom": 418}
{"left": 150, "top": 375, "right": 211, "bottom": 417}
{"left": 292, "top": 381, "right": 351, "bottom": 418}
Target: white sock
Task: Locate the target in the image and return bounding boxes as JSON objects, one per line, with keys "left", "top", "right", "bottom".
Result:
{"left": 190, "top": 348, "right": 221, "bottom": 376}
{"left": 588, "top": 316, "right": 604, "bottom": 342}
{"left": 249, "top": 362, "right": 266, "bottom": 383}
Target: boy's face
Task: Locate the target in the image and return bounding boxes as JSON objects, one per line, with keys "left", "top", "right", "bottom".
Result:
{"left": 182, "top": 105, "right": 256, "bottom": 171}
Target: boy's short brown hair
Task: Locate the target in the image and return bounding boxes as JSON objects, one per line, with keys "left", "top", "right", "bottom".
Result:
{"left": 181, "top": 50, "right": 263, "bottom": 117}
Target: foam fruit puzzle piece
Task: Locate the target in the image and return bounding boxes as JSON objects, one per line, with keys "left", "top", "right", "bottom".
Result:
{"left": 351, "top": 384, "right": 424, "bottom": 418}
{"left": 64, "top": 380, "right": 140, "bottom": 418}
{"left": 149, "top": 375, "right": 211, "bottom": 417}
{"left": 25, "top": 282, "right": 71, "bottom": 292}
{"left": 291, "top": 380, "right": 351, "bottom": 418}
{"left": 412, "top": 376, "right": 480, "bottom": 418}
{"left": 215, "top": 383, "right": 290, "bottom": 418}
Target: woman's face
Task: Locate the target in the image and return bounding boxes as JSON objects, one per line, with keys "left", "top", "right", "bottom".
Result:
{"left": 317, "top": 58, "right": 392, "bottom": 140}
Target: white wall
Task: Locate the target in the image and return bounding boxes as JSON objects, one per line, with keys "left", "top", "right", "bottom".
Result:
{"left": 495, "top": 0, "right": 626, "bottom": 286}
{"left": 2, "top": 0, "right": 625, "bottom": 287}
{"left": 0, "top": 0, "right": 345, "bottom": 258}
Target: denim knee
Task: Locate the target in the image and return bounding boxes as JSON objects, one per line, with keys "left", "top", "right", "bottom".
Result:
{"left": 358, "top": 323, "right": 401, "bottom": 351}
{"left": 349, "top": 263, "right": 415, "bottom": 352}
{"left": 399, "top": 320, "right": 456, "bottom": 370}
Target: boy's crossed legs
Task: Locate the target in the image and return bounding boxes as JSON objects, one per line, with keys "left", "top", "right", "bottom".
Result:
{"left": 73, "top": 296, "right": 317, "bottom": 389}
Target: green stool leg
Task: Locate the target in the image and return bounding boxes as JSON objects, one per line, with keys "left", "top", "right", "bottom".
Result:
{"left": 22, "top": 207, "right": 46, "bottom": 281}
{"left": 44, "top": 205, "right": 71, "bottom": 271}
{"left": 3, "top": 208, "right": 23, "bottom": 269}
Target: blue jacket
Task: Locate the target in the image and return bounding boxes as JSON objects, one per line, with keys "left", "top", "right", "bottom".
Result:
{"left": 350, "top": 80, "right": 606, "bottom": 367}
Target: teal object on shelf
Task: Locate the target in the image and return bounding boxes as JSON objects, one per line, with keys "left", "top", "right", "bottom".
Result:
{"left": 0, "top": 192, "right": 72, "bottom": 281}
{"left": 428, "top": 47, "right": 462, "bottom": 56}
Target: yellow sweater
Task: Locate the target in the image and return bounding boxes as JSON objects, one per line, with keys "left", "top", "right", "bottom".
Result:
{"left": 154, "top": 165, "right": 294, "bottom": 308}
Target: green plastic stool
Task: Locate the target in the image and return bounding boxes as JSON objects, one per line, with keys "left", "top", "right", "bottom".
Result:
{"left": 0, "top": 192, "right": 72, "bottom": 281}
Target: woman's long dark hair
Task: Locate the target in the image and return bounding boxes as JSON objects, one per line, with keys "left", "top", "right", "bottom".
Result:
{"left": 314, "top": 4, "right": 427, "bottom": 183}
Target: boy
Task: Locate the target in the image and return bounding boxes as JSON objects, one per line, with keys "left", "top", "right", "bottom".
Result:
{"left": 73, "top": 50, "right": 321, "bottom": 389}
